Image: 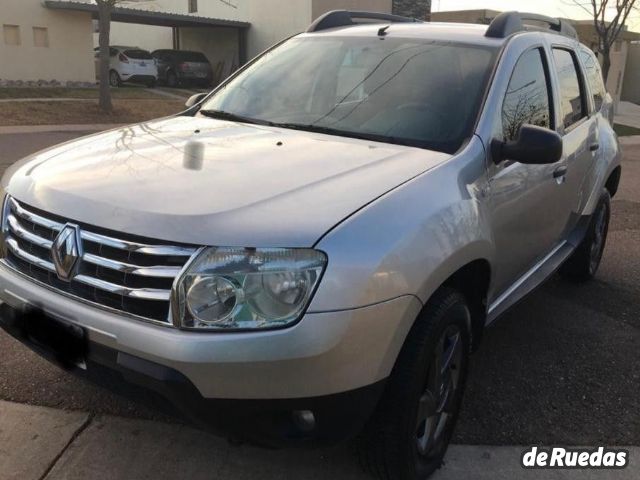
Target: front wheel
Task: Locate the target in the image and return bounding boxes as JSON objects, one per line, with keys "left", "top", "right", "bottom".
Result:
{"left": 358, "top": 288, "right": 471, "bottom": 480}
{"left": 560, "top": 189, "right": 611, "bottom": 282}
{"left": 109, "top": 70, "right": 121, "bottom": 88}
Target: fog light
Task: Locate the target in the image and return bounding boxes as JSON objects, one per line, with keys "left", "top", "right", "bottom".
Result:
{"left": 292, "top": 410, "right": 316, "bottom": 432}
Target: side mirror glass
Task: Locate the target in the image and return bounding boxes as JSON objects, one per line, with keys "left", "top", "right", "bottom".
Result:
{"left": 185, "top": 93, "right": 208, "bottom": 109}
{"left": 492, "top": 124, "right": 563, "bottom": 165}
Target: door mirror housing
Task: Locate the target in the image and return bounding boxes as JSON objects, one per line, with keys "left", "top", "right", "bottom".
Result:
{"left": 185, "top": 93, "right": 208, "bottom": 109}
{"left": 492, "top": 124, "right": 563, "bottom": 165}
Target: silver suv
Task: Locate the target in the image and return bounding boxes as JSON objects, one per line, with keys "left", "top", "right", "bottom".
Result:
{"left": 0, "top": 10, "right": 621, "bottom": 479}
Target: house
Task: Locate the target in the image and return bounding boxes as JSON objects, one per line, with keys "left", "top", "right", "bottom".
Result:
{"left": 431, "top": 9, "right": 640, "bottom": 106}
{"left": 0, "top": 0, "right": 430, "bottom": 86}
{"left": 0, "top": 0, "right": 95, "bottom": 85}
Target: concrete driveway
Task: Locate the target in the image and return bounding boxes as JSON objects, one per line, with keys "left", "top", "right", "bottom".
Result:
{"left": 0, "top": 130, "right": 638, "bottom": 479}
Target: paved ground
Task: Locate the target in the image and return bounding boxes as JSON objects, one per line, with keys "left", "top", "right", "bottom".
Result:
{"left": 0, "top": 131, "right": 638, "bottom": 477}
{"left": 616, "top": 101, "right": 640, "bottom": 129}
{"left": 2, "top": 400, "right": 638, "bottom": 480}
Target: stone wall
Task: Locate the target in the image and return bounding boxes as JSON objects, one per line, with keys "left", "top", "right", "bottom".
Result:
{"left": 392, "top": 0, "right": 431, "bottom": 20}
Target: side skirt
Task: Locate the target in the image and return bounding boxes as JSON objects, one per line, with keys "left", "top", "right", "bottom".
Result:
{"left": 485, "top": 214, "right": 592, "bottom": 325}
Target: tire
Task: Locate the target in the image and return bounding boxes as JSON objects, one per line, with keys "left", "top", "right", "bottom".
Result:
{"left": 166, "top": 71, "right": 178, "bottom": 88}
{"left": 358, "top": 288, "right": 471, "bottom": 480}
{"left": 109, "top": 70, "right": 121, "bottom": 88}
{"left": 559, "top": 189, "right": 611, "bottom": 282}
{"left": 146, "top": 79, "right": 157, "bottom": 88}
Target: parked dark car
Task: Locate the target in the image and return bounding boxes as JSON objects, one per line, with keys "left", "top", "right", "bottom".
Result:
{"left": 152, "top": 49, "right": 213, "bottom": 87}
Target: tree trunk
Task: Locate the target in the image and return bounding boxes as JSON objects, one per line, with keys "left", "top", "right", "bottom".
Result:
{"left": 602, "top": 46, "right": 612, "bottom": 85}
{"left": 98, "top": 3, "right": 113, "bottom": 113}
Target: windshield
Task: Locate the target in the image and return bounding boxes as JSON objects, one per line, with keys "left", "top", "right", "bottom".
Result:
{"left": 200, "top": 36, "right": 496, "bottom": 153}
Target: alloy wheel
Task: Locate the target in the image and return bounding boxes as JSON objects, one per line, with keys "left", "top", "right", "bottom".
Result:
{"left": 415, "top": 325, "right": 463, "bottom": 458}
{"left": 589, "top": 205, "right": 608, "bottom": 274}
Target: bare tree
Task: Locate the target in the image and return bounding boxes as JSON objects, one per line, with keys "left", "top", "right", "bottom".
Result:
{"left": 96, "top": 0, "right": 122, "bottom": 113}
{"left": 570, "top": 0, "right": 639, "bottom": 81}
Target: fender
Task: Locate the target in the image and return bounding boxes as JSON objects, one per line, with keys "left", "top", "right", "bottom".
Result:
{"left": 310, "top": 136, "right": 494, "bottom": 312}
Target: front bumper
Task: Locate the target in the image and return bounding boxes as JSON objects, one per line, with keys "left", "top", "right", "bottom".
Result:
{"left": 0, "top": 304, "right": 385, "bottom": 447}
{"left": 0, "top": 263, "right": 421, "bottom": 444}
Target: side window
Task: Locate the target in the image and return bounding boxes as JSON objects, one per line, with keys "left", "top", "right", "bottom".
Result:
{"left": 552, "top": 48, "right": 587, "bottom": 129}
{"left": 579, "top": 46, "right": 606, "bottom": 111}
{"left": 502, "top": 48, "right": 552, "bottom": 142}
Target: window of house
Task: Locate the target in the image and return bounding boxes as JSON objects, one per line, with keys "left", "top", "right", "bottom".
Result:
{"left": 188, "top": 0, "right": 198, "bottom": 13}
{"left": 502, "top": 48, "right": 553, "bottom": 141}
{"left": 579, "top": 45, "right": 606, "bottom": 111}
{"left": 33, "top": 27, "right": 49, "bottom": 47}
{"left": 552, "top": 48, "right": 587, "bottom": 130}
{"left": 3, "top": 25, "right": 21, "bottom": 46}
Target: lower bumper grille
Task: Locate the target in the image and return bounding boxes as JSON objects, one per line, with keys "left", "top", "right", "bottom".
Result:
{"left": 1, "top": 197, "right": 198, "bottom": 325}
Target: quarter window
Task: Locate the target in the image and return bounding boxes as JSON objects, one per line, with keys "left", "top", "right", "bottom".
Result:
{"left": 502, "top": 48, "right": 552, "bottom": 142}
{"left": 552, "top": 48, "right": 587, "bottom": 129}
{"left": 579, "top": 46, "right": 606, "bottom": 111}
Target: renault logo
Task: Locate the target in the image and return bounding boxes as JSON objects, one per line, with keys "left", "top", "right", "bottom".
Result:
{"left": 51, "top": 224, "right": 82, "bottom": 281}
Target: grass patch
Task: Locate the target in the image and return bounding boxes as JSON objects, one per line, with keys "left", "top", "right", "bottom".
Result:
{"left": 0, "top": 99, "right": 185, "bottom": 126}
{"left": 614, "top": 123, "right": 640, "bottom": 137}
{"left": 0, "top": 87, "right": 167, "bottom": 100}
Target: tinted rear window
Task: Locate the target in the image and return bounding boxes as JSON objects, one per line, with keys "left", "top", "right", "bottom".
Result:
{"left": 124, "top": 49, "right": 153, "bottom": 60}
{"left": 176, "top": 51, "right": 209, "bottom": 62}
{"left": 579, "top": 46, "right": 606, "bottom": 111}
{"left": 552, "top": 48, "right": 587, "bottom": 129}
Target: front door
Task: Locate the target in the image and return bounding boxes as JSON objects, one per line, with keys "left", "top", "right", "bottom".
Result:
{"left": 488, "top": 47, "right": 572, "bottom": 297}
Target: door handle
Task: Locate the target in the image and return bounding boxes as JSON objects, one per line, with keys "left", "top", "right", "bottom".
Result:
{"left": 590, "top": 143, "right": 600, "bottom": 151}
{"left": 553, "top": 166, "right": 568, "bottom": 179}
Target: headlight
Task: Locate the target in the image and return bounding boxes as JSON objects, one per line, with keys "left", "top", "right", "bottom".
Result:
{"left": 173, "top": 247, "right": 326, "bottom": 330}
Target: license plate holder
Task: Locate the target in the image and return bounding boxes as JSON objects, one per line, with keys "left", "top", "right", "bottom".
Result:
{"left": 10, "top": 307, "right": 87, "bottom": 369}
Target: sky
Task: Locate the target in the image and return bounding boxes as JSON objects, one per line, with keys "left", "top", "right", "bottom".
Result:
{"left": 432, "top": 0, "right": 640, "bottom": 31}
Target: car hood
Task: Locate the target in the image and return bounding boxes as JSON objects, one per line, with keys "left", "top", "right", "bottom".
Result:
{"left": 3, "top": 116, "right": 450, "bottom": 247}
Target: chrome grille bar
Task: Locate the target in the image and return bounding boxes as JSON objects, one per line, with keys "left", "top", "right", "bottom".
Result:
{"left": 6, "top": 237, "right": 172, "bottom": 302}
{"left": 7, "top": 214, "right": 54, "bottom": 249}
{"left": 82, "top": 253, "right": 182, "bottom": 278}
{"left": 81, "top": 230, "right": 197, "bottom": 257}
{"left": 9, "top": 197, "right": 63, "bottom": 232}
{"left": 8, "top": 197, "right": 197, "bottom": 257}
{"left": 2, "top": 197, "right": 198, "bottom": 323}
{"left": 6, "top": 237, "right": 56, "bottom": 272}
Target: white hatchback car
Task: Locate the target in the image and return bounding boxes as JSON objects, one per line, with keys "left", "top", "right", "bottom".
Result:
{"left": 94, "top": 46, "right": 158, "bottom": 88}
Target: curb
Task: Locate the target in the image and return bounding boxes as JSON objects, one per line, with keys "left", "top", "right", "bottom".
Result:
{"left": 0, "top": 124, "right": 124, "bottom": 135}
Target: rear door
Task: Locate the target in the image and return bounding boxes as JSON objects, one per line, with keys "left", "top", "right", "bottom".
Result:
{"left": 548, "top": 46, "right": 598, "bottom": 230}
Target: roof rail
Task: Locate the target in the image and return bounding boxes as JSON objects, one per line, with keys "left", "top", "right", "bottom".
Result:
{"left": 485, "top": 11, "right": 578, "bottom": 40}
{"left": 306, "top": 10, "right": 422, "bottom": 33}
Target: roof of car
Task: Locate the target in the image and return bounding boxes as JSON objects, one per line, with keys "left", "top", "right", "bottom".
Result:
{"left": 302, "top": 22, "right": 506, "bottom": 46}
{"left": 300, "top": 21, "right": 578, "bottom": 47}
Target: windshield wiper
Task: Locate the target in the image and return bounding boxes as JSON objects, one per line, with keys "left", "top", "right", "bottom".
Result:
{"left": 199, "top": 109, "right": 271, "bottom": 126}
{"left": 271, "top": 122, "right": 402, "bottom": 145}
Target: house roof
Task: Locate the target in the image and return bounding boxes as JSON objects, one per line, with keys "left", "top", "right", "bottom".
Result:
{"left": 44, "top": 0, "right": 250, "bottom": 29}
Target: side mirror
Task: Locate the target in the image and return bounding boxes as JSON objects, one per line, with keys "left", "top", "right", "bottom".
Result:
{"left": 185, "top": 93, "right": 208, "bottom": 108}
{"left": 492, "top": 124, "right": 563, "bottom": 165}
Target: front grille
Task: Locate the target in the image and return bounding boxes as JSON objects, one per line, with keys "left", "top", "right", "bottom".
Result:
{"left": 1, "top": 197, "right": 198, "bottom": 324}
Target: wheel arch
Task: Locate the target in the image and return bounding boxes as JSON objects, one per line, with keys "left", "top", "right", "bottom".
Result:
{"left": 605, "top": 165, "right": 621, "bottom": 198}
{"left": 423, "top": 258, "right": 492, "bottom": 352}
